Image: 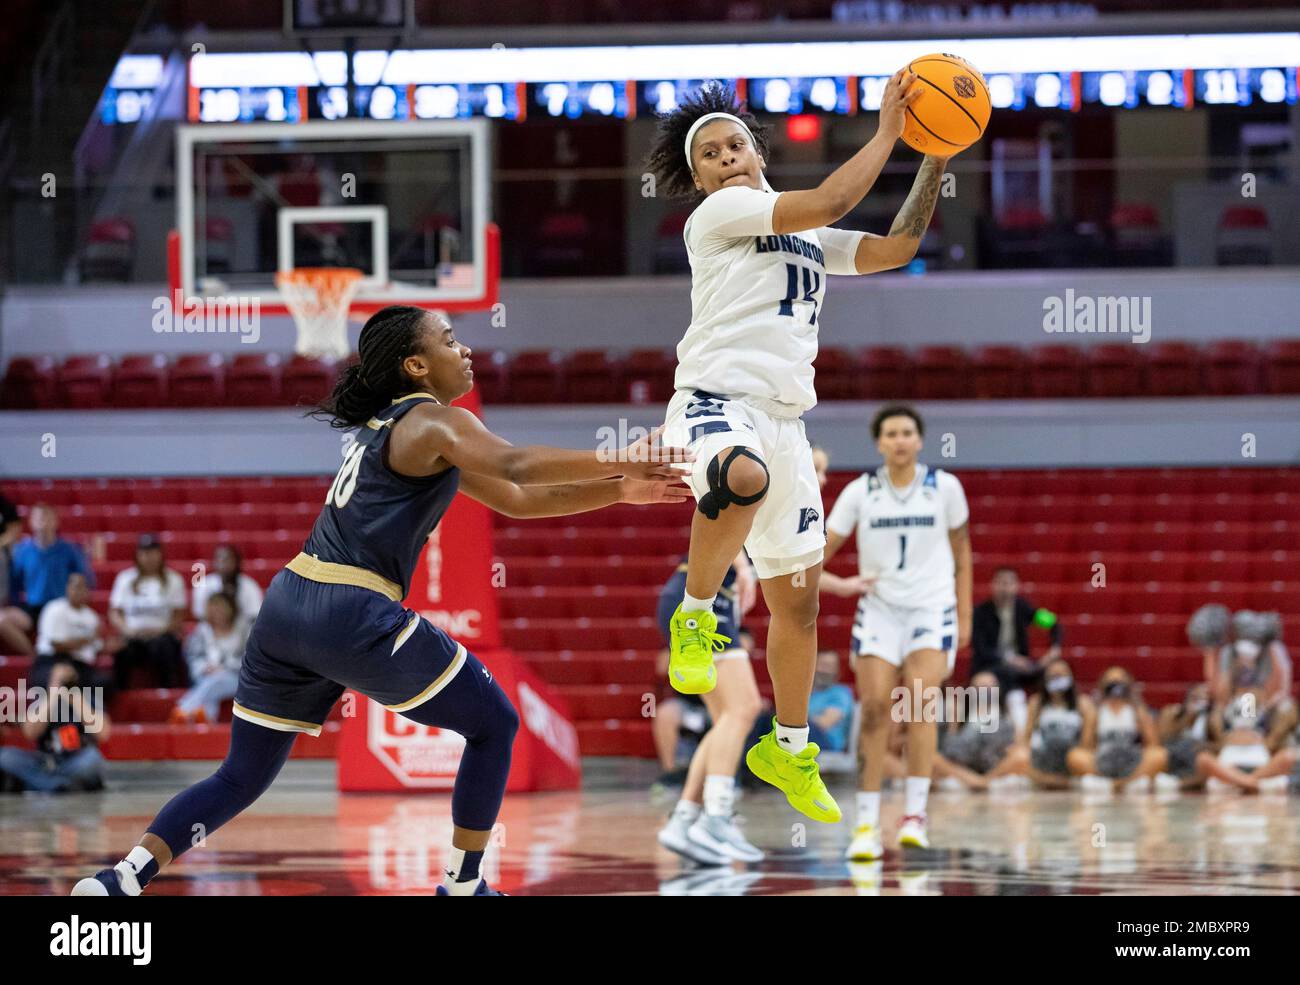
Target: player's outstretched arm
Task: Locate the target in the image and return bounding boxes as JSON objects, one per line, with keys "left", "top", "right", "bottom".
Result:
{"left": 770, "top": 68, "right": 920, "bottom": 235}
{"left": 391, "top": 404, "right": 692, "bottom": 486}
{"left": 459, "top": 471, "right": 691, "bottom": 519}
{"left": 848, "top": 156, "right": 949, "bottom": 274}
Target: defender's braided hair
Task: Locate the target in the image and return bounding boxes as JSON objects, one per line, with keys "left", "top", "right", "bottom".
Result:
{"left": 311, "top": 305, "right": 431, "bottom": 430}
{"left": 644, "top": 81, "right": 769, "bottom": 201}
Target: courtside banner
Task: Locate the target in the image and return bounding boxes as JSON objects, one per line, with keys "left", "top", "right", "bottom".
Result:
{"left": 337, "top": 651, "right": 581, "bottom": 792}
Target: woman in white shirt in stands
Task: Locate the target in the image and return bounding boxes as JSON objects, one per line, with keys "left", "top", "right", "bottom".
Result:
{"left": 173, "top": 591, "right": 248, "bottom": 724}
{"left": 109, "top": 534, "right": 189, "bottom": 690}
{"left": 191, "top": 544, "right": 263, "bottom": 631}
{"left": 34, "top": 571, "right": 101, "bottom": 681}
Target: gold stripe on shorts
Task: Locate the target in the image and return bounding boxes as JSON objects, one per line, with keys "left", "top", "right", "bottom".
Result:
{"left": 386, "top": 643, "right": 468, "bottom": 713}
{"left": 285, "top": 552, "right": 403, "bottom": 602}
{"left": 232, "top": 702, "right": 323, "bottom": 737}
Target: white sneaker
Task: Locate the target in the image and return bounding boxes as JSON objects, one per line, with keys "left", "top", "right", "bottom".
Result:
{"left": 988, "top": 774, "right": 1028, "bottom": 793}
{"left": 657, "top": 815, "right": 728, "bottom": 866}
{"left": 937, "top": 776, "right": 965, "bottom": 792}
{"left": 1123, "top": 775, "right": 1152, "bottom": 795}
{"left": 1080, "top": 774, "right": 1112, "bottom": 795}
{"left": 847, "top": 860, "right": 883, "bottom": 895}
{"left": 897, "top": 814, "right": 930, "bottom": 849}
{"left": 845, "top": 821, "right": 884, "bottom": 861}
{"left": 687, "top": 814, "right": 764, "bottom": 863}
{"left": 1257, "top": 775, "right": 1289, "bottom": 795}
{"left": 1154, "top": 772, "right": 1182, "bottom": 794}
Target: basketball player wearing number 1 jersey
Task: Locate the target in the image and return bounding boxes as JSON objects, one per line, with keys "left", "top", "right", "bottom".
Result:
{"left": 824, "top": 406, "right": 972, "bottom": 858}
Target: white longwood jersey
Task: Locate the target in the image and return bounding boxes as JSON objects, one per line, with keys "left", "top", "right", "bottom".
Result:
{"left": 827, "top": 465, "right": 969, "bottom": 609}
{"left": 675, "top": 185, "right": 865, "bottom": 413}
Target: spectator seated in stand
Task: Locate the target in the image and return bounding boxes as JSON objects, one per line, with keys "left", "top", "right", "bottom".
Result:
{"left": 8, "top": 502, "right": 94, "bottom": 623}
{"left": 0, "top": 658, "right": 109, "bottom": 794}
{"left": 172, "top": 591, "right": 248, "bottom": 724}
{"left": 807, "top": 649, "right": 854, "bottom": 753}
{"left": 109, "top": 534, "right": 189, "bottom": 691}
{"left": 970, "top": 566, "right": 1062, "bottom": 733}
{"left": 191, "top": 543, "right": 263, "bottom": 631}
{"left": 0, "top": 493, "right": 34, "bottom": 655}
{"left": 33, "top": 572, "right": 102, "bottom": 687}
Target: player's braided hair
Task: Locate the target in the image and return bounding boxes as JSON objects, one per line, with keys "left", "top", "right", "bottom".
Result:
{"left": 644, "top": 81, "right": 769, "bottom": 201}
{"left": 312, "top": 305, "right": 429, "bottom": 430}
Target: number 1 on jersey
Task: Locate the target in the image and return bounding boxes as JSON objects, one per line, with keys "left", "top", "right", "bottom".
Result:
{"left": 897, "top": 534, "right": 907, "bottom": 570}
{"left": 778, "top": 263, "right": 820, "bottom": 325}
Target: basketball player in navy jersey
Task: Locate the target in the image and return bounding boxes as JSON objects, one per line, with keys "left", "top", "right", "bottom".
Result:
{"left": 74, "top": 306, "right": 691, "bottom": 897}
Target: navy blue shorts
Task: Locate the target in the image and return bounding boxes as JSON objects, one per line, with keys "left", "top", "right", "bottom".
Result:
{"left": 233, "top": 570, "right": 465, "bottom": 736}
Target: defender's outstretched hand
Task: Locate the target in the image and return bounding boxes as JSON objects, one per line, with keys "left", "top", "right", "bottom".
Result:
{"left": 616, "top": 425, "right": 694, "bottom": 482}
{"left": 620, "top": 475, "right": 693, "bottom": 506}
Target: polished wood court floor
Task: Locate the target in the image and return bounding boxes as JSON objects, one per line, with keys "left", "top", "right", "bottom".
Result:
{"left": 3, "top": 760, "right": 1299, "bottom": 895}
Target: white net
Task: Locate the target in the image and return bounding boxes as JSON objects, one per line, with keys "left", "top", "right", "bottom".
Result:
{"left": 275, "top": 267, "right": 364, "bottom": 359}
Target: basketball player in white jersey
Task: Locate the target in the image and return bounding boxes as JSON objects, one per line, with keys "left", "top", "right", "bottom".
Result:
{"left": 644, "top": 76, "right": 949, "bottom": 822}
{"left": 825, "top": 405, "right": 972, "bottom": 856}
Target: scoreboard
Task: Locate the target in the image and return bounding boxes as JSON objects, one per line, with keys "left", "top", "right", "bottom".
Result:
{"left": 182, "top": 67, "right": 1300, "bottom": 124}
{"left": 99, "top": 33, "right": 1300, "bottom": 125}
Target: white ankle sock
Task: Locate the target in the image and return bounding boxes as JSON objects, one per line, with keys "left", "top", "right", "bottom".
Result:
{"left": 774, "top": 721, "right": 809, "bottom": 753}
{"left": 703, "top": 775, "right": 735, "bottom": 817}
{"left": 681, "top": 592, "right": 715, "bottom": 613}
{"left": 856, "top": 791, "right": 882, "bottom": 827}
{"left": 904, "top": 776, "right": 931, "bottom": 817}
{"left": 672, "top": 799, "right": 701, "bottom": 823}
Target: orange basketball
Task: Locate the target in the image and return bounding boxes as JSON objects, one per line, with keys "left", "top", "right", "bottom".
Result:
{"left": 901, "top": 53, "right": 991, "bottom": 156}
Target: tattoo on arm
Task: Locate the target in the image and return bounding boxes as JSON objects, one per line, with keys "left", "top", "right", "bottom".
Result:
{"left": 889, "top": 158, "right": 946, "bottom": 240}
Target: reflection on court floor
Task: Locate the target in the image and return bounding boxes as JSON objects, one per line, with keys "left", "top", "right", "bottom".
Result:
{"left": 2, "top": 761, "right": 1298, "bottom": 896}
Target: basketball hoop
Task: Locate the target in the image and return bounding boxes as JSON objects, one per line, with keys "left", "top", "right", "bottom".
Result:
{"left": 276, "top": 267, "right": 364, "bottom": 359}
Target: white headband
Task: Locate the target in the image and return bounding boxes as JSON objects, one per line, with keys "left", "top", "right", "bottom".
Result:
{"left": 684, "top": 111, "right": 774, "bottom": 192}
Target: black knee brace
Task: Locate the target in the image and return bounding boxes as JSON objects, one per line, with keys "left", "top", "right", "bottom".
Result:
{"left": 697, "top": 447, "right": 769, "bottom": 520}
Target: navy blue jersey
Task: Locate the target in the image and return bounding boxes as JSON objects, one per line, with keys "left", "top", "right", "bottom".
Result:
{"left": 302, "top": 394, "right": 459, "bottom": 595}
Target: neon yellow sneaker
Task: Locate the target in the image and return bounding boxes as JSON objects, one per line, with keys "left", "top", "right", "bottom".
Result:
{"left": 667, "top": 603, "right": 728, "bottom": 694}
{"left": 745, "top": 724, "right": 842, "bottom": 823}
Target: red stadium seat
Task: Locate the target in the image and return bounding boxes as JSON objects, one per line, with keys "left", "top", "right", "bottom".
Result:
{"left": 113, "top": 353, "right": 170, "bottom": 408}
{"left": 226, "top": 353, "right": 283, "bottom": 406}
{"left": 623, "top": 349, "right": 676, "bottom": 404}
{"left": 1216, "top": 206, "right": 1271, "bottom": 266}
{"left": 859, "top": 346, "right": 911, "bottom": 399}
{"left": 913, "top": 346, "right": 971, "bottom": 399}
{"left": 169, "top": 353, "right": 226, "bottom": 407}
{"left": 563, "top": 350, "right": 623, "bottom": 404}
{"left": 468, "top": 349, "right": 509, "bottom": 405}
{"left": 1026, "top": 345, "right": 1085, "bottom": 398}
{"left": 1086, "top": 343, "right": 1143, "bottom": 397}
{"left": 813, "top": 347, "right": 858, "bottom": 401}
{"left": 2, "top": 355, "right": 58, "bottom": 409}
{"left": 507, "top": 350, "right": 564, "bottom": 404}
{"left": 1144, "top": 341, "right": 1201, "bottom": 397}
{"left": 1262, "top": 339, "right": 1300, "bottom": 395}
{"left": 280, "top": 355, "right": 335, "bottom": 406}
{"left": 1203, "top": 340, "right": 1261, "bottom": 396}
{"left": 972, "top": 345, "right": 1024, "bottom": 399}
{"left": 58, "top": 354, "right": 113, "bottom": 408}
